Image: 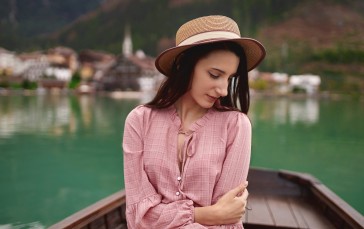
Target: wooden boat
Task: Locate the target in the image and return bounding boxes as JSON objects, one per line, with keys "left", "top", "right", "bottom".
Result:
{"left": 49, "top": 168, "right": 364, "bottom": 229}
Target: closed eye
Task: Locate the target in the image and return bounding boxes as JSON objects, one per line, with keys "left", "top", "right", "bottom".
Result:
{"left": 208, "top": 72, "right": 220, "bottom": 79}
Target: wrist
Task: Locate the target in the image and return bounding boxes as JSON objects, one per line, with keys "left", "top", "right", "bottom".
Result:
{"left": 195, "top": 204, "right": 221, "bottom": 225}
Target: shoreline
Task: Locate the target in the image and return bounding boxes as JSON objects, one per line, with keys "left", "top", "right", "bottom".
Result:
{"left": 0, "top": 88, "right": 363, "bottom": 101}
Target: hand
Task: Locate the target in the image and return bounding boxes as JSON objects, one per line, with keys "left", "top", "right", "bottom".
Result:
{"left": 194, "top": 182, "right": 249, "bottom": 226}
{"left": 212, "top": 182, "right": 249, "bottom": 225}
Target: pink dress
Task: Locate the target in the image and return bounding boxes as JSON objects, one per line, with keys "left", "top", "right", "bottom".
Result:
{"left": 123, "top": 105, "right": 251, "bottom": 228}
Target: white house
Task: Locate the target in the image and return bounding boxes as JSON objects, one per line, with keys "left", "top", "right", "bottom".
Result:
{"left": 289, "top": 74, "right": 321, "bottom": 95}
{"left": 45, "top": 66, "right": 72, "bottom": 81}
{"left": 20, "top": 55, "right": 50, "bottom": 81}
{"left": 0, "top": 48, "right": 23, "bottom": 75}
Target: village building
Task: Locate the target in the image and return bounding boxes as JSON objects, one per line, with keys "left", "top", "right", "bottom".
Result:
{"left": 249, "top": 70, "right": 321, "bottom": 96}
{"left": 1, "top": 28, "right": 164, "bottom": 93}
{"left": 16, "top": 49, "right": 78, "bottom": 93}
{"left": 289, "top": 74, "right": 321, "bottom": 95}
{"left": 100, "top": 50, "right": 159, "bottom": 91}
{"left": 99, "top": 26, "right": 162, "bottom": 92}
{"left": 77, "top": 50, "right": 116, "bottom": 93}
{"left": 40, "top": 47, "right": 78, "bottom": 92}
{"left": 47, "top": 46, "right": 79, "bottom": 73}
{"left": 18, "top": 52, "right": 50, "bottom": 82}
{"left": 1, "top": 48, "right": 76, "bottom": 86}
{"left": 78, "top": 50, "right": 116, "bottom": 81}
{"left": 249, "top": 71, "right": 289, "bottom": 94}
{"left": 0, "top": 47, "right": 23, "bottom": 76}
{"left": 44, "top": 63, "right": 73, "bottom": 82}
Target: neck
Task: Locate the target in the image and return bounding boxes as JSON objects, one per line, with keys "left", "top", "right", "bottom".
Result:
{"left": 174, "top": 95, "right": 207, "bottom": 129}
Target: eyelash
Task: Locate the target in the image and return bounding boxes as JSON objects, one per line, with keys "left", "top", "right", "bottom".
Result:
{"left": 209, "top": 72, "right": 236, "bottom": 82}
{"left": 209, "top": 72, "right": 219, "bottom": 79}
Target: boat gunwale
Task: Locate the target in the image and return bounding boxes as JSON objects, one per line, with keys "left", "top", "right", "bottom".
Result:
{"left": 278, "top": 169, "right": 364, "bottom": 228}
{"left": 48, "top": 190, "right": 126, "bottom": 229}
{"left": 48, "top": 168, "right": 364, "bottom": 229}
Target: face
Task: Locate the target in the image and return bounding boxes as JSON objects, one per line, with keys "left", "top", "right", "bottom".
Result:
{"left": 184, "top": 49, "right": 239, "bottom": 109}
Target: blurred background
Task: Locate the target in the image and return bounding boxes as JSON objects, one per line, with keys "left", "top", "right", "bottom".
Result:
{"left": 0, "top": 0, "right": 363, "bottom": 228}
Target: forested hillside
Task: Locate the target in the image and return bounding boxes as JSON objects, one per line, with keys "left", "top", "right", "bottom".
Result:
{"left": 0, "top": 0, "right": 101, "bottom": 49}
{"left": 1, "top": 0, "right": 363, "bottom": 93}
{"left": 48, "top": 0, "right": 305, "bottom": 55}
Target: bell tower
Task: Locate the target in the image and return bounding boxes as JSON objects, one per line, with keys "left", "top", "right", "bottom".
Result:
{"left": 122, "top": 25, "right": 133, "bottom": 57}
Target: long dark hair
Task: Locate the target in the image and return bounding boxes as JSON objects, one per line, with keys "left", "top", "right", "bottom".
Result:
{"left": 146, "top": 41, "right": 250, "bottom": 114}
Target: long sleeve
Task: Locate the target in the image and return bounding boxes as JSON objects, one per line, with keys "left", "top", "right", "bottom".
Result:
{"left": 123, "top": 106, "right": 201, "bottom": 229}
{"left": 213, "top": 112, "right": 251, "bottom": 200}
{"left": 210, "top": 112, "right": 251, "bottom": 228}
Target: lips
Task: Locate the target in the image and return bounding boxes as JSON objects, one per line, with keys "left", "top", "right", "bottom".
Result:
{"left": 207, "top": 95, "right": 218, "bottom": 102}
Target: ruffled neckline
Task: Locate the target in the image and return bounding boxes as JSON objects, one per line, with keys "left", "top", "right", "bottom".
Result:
{"left": 167, "top": 105, "right": 214, "bottom": 133}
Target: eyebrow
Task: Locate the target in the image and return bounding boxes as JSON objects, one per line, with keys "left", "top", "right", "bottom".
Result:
{"left": 211, "top": 68, "right": 225, "bottom": 74}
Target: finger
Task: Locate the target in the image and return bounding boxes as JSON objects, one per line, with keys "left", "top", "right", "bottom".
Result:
{"left": 237, "top": 184, "right": 249, "bottom": 197}
{"left": 230, "top": 181, "right": 248, "bottom": 197}
{"left": 242, "top": 188, "right": 249, "bottom": 200}
{"left": 235, "top": 189, "right": 249, "bottom": 206}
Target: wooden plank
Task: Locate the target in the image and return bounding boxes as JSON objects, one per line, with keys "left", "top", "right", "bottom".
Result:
{"left": 245, "top": 195, "right": 275, "bottom": 226}
{"left": 48, "top": 168, "right": 364, "bottom": 229}
{"left": 48, "top": 190, "right": 126, "bottom": 229}
{"left": 248, "top": 168, "right": 302, "bottom": 196}
{"left": 288, "top": 197, "right": 309, "bottom": 229}
{"left": 266, "top": 196, "right": 299, "bottom": 228}
{"left": 106, "top": 207, "right": 128, "bottom": 229}
{"left": 106, "top": 208, "right": 123, "bottom": 228}
{"left": 279, "top": 170, "right": 321, "bottom": 186}
{"left": 89, "top": 217, "right": 106, "bottom": 229}
{"left": 291, "top": 198, "right": 334, "bottom": 229}
{"left": 120, "top": 204, "right": 127, "bottom": 221}
{"left": 311, "top": 183, "right": 364, "bottom": 229}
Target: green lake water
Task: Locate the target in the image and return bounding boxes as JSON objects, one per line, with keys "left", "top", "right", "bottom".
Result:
{"left": 0, "top": 95, "right": 363, "bottom": 228}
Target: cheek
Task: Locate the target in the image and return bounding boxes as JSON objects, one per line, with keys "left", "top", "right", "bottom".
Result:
{"left": 194, "top": 74, "right": 213, "bottom": 90}
{"left": 192, "top": 80, "right": 209, "bottom": 95}
{"left": 190, "top": 68, "right": 215, "bottom": 94}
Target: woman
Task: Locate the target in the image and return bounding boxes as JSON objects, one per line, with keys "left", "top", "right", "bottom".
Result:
{"left": 123, "top": 15, "right": 265, "bottom": 228}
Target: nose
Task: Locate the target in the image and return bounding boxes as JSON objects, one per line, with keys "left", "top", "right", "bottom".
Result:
{"left": 216, "top": 79, "right": 229, "bottom": 97}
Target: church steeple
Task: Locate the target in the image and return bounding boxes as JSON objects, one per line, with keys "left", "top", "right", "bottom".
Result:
{"left": 122, "top": 25, "right": 132, "bottom": 57}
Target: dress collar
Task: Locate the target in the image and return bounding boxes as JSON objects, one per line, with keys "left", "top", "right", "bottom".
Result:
{"left": 167, "top": 105, "right": 214, "bottom": 133}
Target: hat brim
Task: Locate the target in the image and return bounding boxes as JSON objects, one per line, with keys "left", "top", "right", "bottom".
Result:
{"left": 155, "top": 38, "right": 266, "bottom": 77}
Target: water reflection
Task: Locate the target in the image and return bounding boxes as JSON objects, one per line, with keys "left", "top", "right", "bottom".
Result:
{"left": 0, "top": 95, "right": 140, "bottom": 227}
{"left": 250, "top": 97, "right": 319, "bottom": 126}
{"left": 0, "top": 222, "right": 45, "bottom": 229}
{"left": 0, "top": 95, "right": 144, "bottom": 139}
{"left": 0, "top": 95, "right": 363, "bottom": 226}
{"left": 0, "top": 96, "right": 71, "bottom": 138}
{"left": 289, "top": 99, "right": 319, "bottom": 125}
{"left": 0, "top": 96, "right": 319, "bottom": 137}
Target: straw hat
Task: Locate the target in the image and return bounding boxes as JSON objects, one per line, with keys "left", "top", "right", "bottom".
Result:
{"left": 155, "top": 15, "right": 266, "bottom": 76}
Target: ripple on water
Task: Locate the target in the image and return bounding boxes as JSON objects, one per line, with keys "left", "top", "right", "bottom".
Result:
{"left": 0, "top": 222, "right": 45, "bottom": 229}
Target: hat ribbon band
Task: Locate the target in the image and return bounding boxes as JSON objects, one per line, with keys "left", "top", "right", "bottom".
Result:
{"left": 178, "top": 31, "right": 241, "bottom": 46}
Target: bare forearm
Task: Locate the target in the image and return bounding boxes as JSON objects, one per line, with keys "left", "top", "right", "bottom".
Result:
{"left": 195, "top": 184, "right": 248, "bottom": 226}
{"left": 194, "top": 205, "right": 221, "bottom": 226}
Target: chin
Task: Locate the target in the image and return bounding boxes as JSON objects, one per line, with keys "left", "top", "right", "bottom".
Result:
{"left": 193, "top": 97, "right": 215, "bottom": 109}
{"left": 198, "top": 101, "right": 214, "bottom": 109}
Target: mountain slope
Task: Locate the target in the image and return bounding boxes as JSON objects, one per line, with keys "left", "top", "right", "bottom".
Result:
{"left": 46, "top": 0, "right": 363, "bottom": 92}
{"left": 0, "top": 0, "right": 102, "bottom": 50}
{"left": 256, "top": 0, "right": 364, "bottom": 92}
{"left": 43, "top": 0, "right": 303, "bottom": 55}
{"left": 1, "top": 0, "right": 363, "bottom": 92}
